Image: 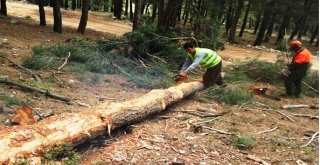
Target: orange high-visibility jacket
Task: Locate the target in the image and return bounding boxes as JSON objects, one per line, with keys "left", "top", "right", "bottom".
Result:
{"left": 292, "top": 48, "right": 311, "bottom": 64}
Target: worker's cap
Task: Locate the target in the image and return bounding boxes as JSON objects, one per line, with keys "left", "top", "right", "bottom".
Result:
{"left": 289, "top": 40, "right": 302, "bottom": 48}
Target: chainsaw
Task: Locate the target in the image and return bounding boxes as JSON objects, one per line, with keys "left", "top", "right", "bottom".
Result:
{"left": 255, "top": 87, "right": 281, "bottom": 101}
{"left": 173, "top": 74, "right": 188, "bottom": 83}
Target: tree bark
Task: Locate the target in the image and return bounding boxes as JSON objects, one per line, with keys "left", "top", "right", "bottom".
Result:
{"left": 52, "top": 0, "right": 62, "bottom": 33}
{"left": 0, "top": 0, "right": 7, "bottom": 16}
{"left": 0, "top": 82, "right": 204, "bottom": 163}
{"left": 77, "top": 0, "right": 89, "bottom": 34}
{"left": 132, "top": 0, "right": 141, "bottom": 31}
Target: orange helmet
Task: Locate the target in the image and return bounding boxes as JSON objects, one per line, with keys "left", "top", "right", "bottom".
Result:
{"left": 289, "top": 40, "right": 302, "bottom": 48}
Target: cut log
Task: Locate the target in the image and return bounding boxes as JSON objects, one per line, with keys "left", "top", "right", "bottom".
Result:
{"left": 0, "top": 82, "right": 204, "bottom": 163}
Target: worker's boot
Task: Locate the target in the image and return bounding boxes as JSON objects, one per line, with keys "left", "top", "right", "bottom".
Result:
{"left": 280, "top": 91, "right": 293, "bottom": 98}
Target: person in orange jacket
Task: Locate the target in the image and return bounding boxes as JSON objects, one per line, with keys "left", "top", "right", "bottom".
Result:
{"left": 282, "top": 40, "right": 311, "bottom": 97}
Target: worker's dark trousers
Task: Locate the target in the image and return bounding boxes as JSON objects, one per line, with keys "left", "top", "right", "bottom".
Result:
{"left": 284, "top": 64, "right": 309, "bottom": 96}
{"left": 203, "top": 61, "right": 223, "bottom": 88}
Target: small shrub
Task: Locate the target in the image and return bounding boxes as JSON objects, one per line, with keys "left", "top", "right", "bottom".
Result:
{"left": 90, "top": 74, "right": 102, "bottom": 85}
{"left": 13, "top": 158, "right": 27, "bottom": 165}
{"left": 0, "top": 93, "right": 21, "bottom": 107}
{"left": 224, "top": 67, "right": 251, "bottom": 82}
{"left": 26, "top": 80, "right": 51, "bottom": 92}
{"left": 42, "top": 145, "right": 80, "bottom": 165}
{"left": 302, "top": 147, "right": 315, "bottom": 156}
{"left": 302, "top": 70, "right": 319, "bottom": 97}
{"left": 275, "top": 42, "right": 288, "bottom": 51}
{"left": 233, "top": 133, "right": 255, "bottom": 150}
{"left": 220, "top": 89, "right": 253, "bottom": 105}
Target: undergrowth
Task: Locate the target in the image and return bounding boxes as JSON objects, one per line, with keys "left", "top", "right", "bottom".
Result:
{"left": 42, "top": 145, "right": 80, "bottom": 165}
{"left": 233, "top": 133, "right": 255, "bottom": 150}
{"left": 0, "top": 92, "right": 21, "bottom": 107}
{"left": 22, "top": 25, "right": 226, "bottom": 89}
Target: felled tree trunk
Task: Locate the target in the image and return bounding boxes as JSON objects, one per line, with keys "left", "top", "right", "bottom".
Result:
{"left": 0, "top": 82, "right": 203, "bottom": 163}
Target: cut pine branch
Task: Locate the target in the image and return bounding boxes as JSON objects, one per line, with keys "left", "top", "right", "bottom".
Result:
{"left": 0, "top": 77, "right": 70, "bottom": 103}
{"left": 0, "top": 82, "right": 204, "bottom": 163}
{"left": 0, "top": 52, "right": 42, "bottom": 82}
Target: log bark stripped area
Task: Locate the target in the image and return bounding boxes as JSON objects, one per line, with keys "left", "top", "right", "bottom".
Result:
{"left": 0, "top": 82, "right": 203, "bottom": 163}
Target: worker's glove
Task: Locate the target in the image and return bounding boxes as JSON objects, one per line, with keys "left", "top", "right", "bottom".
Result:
{"left": 280, "top": 66, "right": 291, "bottom": 79}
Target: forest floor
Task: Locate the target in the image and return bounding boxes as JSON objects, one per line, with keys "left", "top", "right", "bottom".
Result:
{"left": 0, "top": 1, "right": 319, "bottom": 164}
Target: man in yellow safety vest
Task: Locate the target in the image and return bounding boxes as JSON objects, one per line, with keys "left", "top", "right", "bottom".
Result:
{"left": 179, "top": 42, "right": 224, "bottom": 88}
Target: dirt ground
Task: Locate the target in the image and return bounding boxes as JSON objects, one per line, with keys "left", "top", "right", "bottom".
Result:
{"left": 0, "top": 1, "right": 319, "bottom": 164}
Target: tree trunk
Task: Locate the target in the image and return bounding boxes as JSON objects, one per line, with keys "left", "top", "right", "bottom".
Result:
{"left": 140, "top": 0, "right": 145, "bottom": 15}
{"left": 129, "top": 0, "right": 133, "bottom": 20}
{"left": 113, "top": 0, "right": 123, "bottom": 19}
{"left": 165, "top": 0, "right": 182, "bottom": 29}
{"left": 309, "top": 25, "right": 318, "bottom": 44}
{"left": 239, "top": 0, "right": 251, "bottom": 37}
{"left": 289, "top": 17, "right": 302, "bottom": 40}
{"left": 157, "top": 0, "right": 165, "bottom": 29}
{"left": 144, "top": 3, "right": 150, "bottom": 14}
{"left": 0, "top": 82, "right": 204, "bottom": 163}
{"left": 183, "top": 0, "right": 190, "bottom": 26}
{"left": 151, "top": 2, "right": 157, "bottom": 22}
{"left": 176, "top": 0, "right": 183, "bottom": 22}
{"left": 263, "top": 13, "right": 276, "bottom": 42}
{"left": 59, "top": 0, "right": 64, "bottom": 7}
{"left": 275, "top": 6, "right": 291, "bottom": 44}
{"left": 0, "top": 0, "right": 7, "bottom": 16}
{"left": 77, "top": 0, "right": 89, "bottom": 34}
{"left": 297, "top": 0, "right": 312, "bottom": 40}
{"left": 124, "top": 0, "right": 128, "bottom": 16}
{"left": 111, "top": 0, "right": 114, "bottom": 12}
{"left": 228, "top": 0, "right": 244, "bottom": 43}
{"left": 104, "top": 0, "right": 109, "bottom": 12}
{"left": 38, "top": 0, "right": 46, "bottom": 26}
{"left": 132, "top": 0, "right": 141, "bottom": 31}
{"left": 253, "top": 13, "right": 261, "bottom": 34}
{"left": 53, "top": 0, "right": 62, "bottom": 33}
{"left": 225, "top": 4, "right": 234, "bottom": 35}
{"left": 72, "top": 0, "right": 76, "bottom": 10}
{"left": 64, "top": 0, "right": 68, "bottom": 9}
{"left": 253, "top": 1, "right": 275, "bottom": 46}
